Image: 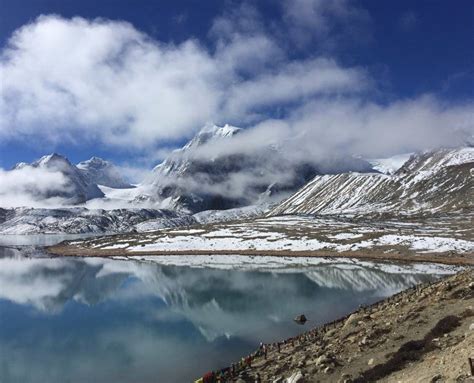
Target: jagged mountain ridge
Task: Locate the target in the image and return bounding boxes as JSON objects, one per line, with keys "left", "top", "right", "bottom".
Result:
{"left": 136, "top": 124, "right": 375, "bottom": 213}
{"left": 77, "top": 157, "right": 132, "bottom": 189}
{"left": 14, "top": 153, "right": 104, "bottom": 204}
{"left": 5, "top": 126, "right": 375, "bottom": 213}
{"left": 270, "top": 148, "right": 474, "bottom": 217}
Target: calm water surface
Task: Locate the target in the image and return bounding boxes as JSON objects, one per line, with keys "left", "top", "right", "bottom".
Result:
{"left": 0, "top": 240, "right": 446, "bottom": 383}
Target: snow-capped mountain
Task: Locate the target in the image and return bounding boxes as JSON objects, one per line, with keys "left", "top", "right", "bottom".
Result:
{"left": 135, "top": 124, "right": 374, "bottom": 213}
{"left": 77, "top": 157, "right": 132, "bottom": 189}
{"left": 14, "top": 153, "right": 104, "bottom": 204}
{"left": 270, "top": 148, "right": 474, "bottom": 217}
{"left": 149, "top": 124, "right": 243, "bottom": 178}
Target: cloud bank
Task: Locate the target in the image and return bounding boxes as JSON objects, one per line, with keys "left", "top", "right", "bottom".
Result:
{"left": 0, "top": 3, "right": 473, "bottom": 166}
{"left": 0, "top": 167, "right": 72, "bottom": 208}
{"left": 0, "top": 13, "right": 368, "bottom": 149}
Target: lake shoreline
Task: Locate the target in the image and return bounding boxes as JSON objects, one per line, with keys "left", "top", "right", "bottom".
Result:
{"left": 199, "top": 270, "right": 474, "bottom": 382}
{"left": 46, "top": 243, "right": 474, "bottom": 266}
{"left": 45, "top": 243, "right": 474, "bottom": 382}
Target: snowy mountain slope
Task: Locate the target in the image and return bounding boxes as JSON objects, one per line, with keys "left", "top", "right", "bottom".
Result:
{"left": 14, "top": 153, "right": 104, "bottom": 204}
{"left": 193, "top": 204, "right": 272, "bottom": 224}
{"left": 77, "top": 157, "right": 132, "bottom": 189}
{"left": 129, "top": 204, "right": 269, "bottom": 233}
{"left": 0, "top": 203, "right": 267, "bottom": 235}
{"left": 0, "top": 207, "right": 194, "bottom": 234}
{"left": 134, "top": 124, "right": 374, "bottom": 213}
{"left": 395, "top": 147, "right": 474, "bottom": 176}
{"left": 97, "top": 185, "right": 140, "bottom": 201}
{"left": 134, "top": 124, "right": 246, "bottom": 212}
{"left": 78, "top": 185, "right": 144, "bottom": 210}
{"left": 270, "top": 148, "right": 474, "bottom": 216}
{"left": 368, "top": 153, "right": 412, "bottom": 175}
{"left": 153, "top": 124, "right": 242, "bottom": 176}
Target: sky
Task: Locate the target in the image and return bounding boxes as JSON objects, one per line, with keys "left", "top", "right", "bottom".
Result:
{"left": 0, "top": 0, "right": 473, "bottom": 179}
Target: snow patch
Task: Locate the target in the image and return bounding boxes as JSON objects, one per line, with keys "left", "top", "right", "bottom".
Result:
{"left": 368, "top": 153, "right": 412, "bottom": 174}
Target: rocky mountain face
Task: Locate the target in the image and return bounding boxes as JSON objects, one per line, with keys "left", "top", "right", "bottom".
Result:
{"left": 135, "top": 124, "right": 374, "bottom": 213}
{"left": 77, "top": 157, "right": 132, "bottom": 189}
{"left": 270, "top": 148, "right": 474, "bottom": 217}
{"left": 0, "top": 207, "right": 194, "bottom": 234}
{"left": 14, "top": 153, "right": 104, "bottom": 204}
{"left": 135, "top": 124, "right": 246, "bottom": 212}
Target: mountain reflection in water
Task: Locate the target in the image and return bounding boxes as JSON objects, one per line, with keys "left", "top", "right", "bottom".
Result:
{"left": 0, "top": 250, "right": 447, "bottom": 383}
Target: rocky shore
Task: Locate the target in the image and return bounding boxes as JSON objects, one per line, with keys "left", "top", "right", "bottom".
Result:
{"left": 201, "top": 270, "right": 474, "bottom": 382}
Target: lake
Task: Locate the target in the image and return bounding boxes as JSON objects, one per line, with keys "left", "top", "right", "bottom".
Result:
{"left": 0, "top": 242, "right": 455, "bottom": 383}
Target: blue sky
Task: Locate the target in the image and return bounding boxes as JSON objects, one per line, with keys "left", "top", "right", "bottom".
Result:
{"left": 0, "top": 0, "right": 473, "bottom": 177}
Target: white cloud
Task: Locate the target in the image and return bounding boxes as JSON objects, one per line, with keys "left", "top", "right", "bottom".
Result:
{"left": 223, "top": 58, "right": 370, "bottom": 119}
{"left": 0, "top": 9, "right": 472, "bottom": 170}
{"left": 209, "top": 2, "right": 264, "bottom": 40}
{"left": 214, "top": 33, "right": 283, "bottom": 76}
{"left": 283, "top": 96, "right": 474, "bottom": 158}
{"left": 192, "top": 96, "right": 473, "bottom": 164}
{"left": 0, "top": 166, "right": 72, "bottom": 207}
{"left": 282, "top": 0, "right": 372, "bottom": 48}
{"left": 1, "top": 15, "right": 222, "bottom": 147}
{"left": 0, "top": 14, "right": 371, "bottom": 150}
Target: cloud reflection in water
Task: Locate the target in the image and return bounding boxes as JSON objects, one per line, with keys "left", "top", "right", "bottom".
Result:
{"left": 0, "top": 254, "right": 442, "bottom": 382}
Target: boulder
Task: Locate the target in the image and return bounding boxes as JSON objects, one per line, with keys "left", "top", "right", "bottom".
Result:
{"left": 294, "top": 315, "right": 307, "bottom": 324}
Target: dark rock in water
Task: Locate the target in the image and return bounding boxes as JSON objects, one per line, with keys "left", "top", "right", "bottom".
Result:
{"left": 294, "top": 314, "right": 307, "bottom": 324}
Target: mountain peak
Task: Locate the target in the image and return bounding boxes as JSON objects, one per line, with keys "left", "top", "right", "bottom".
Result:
{"left": 12, "top": 162, "right": 28, "bottom": 170}
{"left": 35, "top": 153, "right": 71, "bottom": 167}
{"left": 199, "top": 123, "right": 241, "bottom": 137}
{"left": 78, "top": 156, "right": 110, "bottom": 169}
{"left": 78, "top": 157, "right": 132, "bottom": 189}
{"left": 181, "top": 124, "right": 241, "bottom": 151}
{"left": 144, "top": 123, "right": 375, "bottom": 213}
{"left": 89, "top": 156, "right": 107, "bottom": 163}
{"left": 9, "top": 153, "right": 104, "bottom": 204}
